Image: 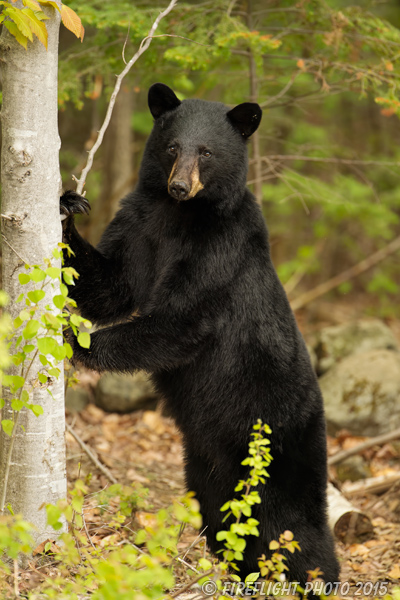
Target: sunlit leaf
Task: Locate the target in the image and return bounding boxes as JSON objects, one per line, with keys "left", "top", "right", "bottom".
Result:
{"left": 18, "top": 273, "right": 30, "bottom": 285}
{"left": 27, "top": 289, "right": 45, "bottom": 304}
{"left": 22, "top": 0, "right": 41, "bottom": 10}
{"left": 31, "top": 404, "right": 44, "bottom": 416}
{"left": 23, "top": 320, "right": 40, "bottom": 339}
{"left": 77, "top": 332, "right": 90, "bottom": 349}
{"left": 4, "top": 6, "right": 33, "bottom": 40}
{"left": 37, "top": 337, "right": 57, "bottom": 355}
{"left": 1, "top": 419, "right": 14, "bottom": 436}
{"left": 20, "top": 7, "right": 48, "bottom": 48}
{"left": 37, "top": 0, "right": 61, "bottom": 11}
{"left": 61, "top": 3, "right": 84, "bottom": 41}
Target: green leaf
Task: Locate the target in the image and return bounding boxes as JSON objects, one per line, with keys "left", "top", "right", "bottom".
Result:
{"left": 0, "top": 399, "right": 4, "bottom": 409}
{"left": 18, "top": 273, "right": 30, "bottom": 285}
{"left": 51, "top": 345, "right": 67, "bottom": 361}
{"left": 16, "top": 293, "right": 24, "bottom": 303}
{"left": 47, "top": 367, "right": 60, "bottom": 378}
{"left": 46, "top": 504, "right": 63, "bottom": 530}
{"left": 21, "top": 390, "right": 29, "bottom": 403}
{"left": 23, "top": 344, "right": 35, "bottom": 353}
{"left": 1, "top": 419, "right": 14, "bottom": 436}
{"left": 37, "top": 337, "right": 57, "bottom": 355}
{"left": 38, "top": 373, "right": 48, "bottom": 384}
{"left": 31, "top": 404, "right": 44, "bottom": 417}
{"left": 53, "top": 295, "right": 65, "bottom": 309}
{"left": 64, "top": 342, "right": 73, "bottom": 359}
{"left": 3, "top": 375, "right": 25, "bottom": 391}
{"left": 23, "top": 319, "right": 40, "bottom": 339}
{"left": 27, "top": 290, "right": 45, "bottom": 304}
{"left": 11, "top": 399, "right": 24, "bottom": 411}
{"left": 70, "top": 313, "right": 81, "bottom": 327}
{"left": 30, "top": 268, "right": 46, "bottom": 283}
{"left": 13, "top": 316, "right": 23, "bottom": 329}
{"left": 77, "top": 332, "right": 90, "bottom": 349}
{"left": 45, "top": 267, "right": 61, "bottom": 279}
{"left": 39, "top": 354, "right": 48, "bottom": 366}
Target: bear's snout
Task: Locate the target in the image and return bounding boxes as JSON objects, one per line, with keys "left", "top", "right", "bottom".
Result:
{"left": 169, "top": 179, "right": 190, "bottom": 201}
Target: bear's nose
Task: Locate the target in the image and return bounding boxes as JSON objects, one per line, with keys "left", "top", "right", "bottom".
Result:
{"left": 169, "top": 180, "right": 190, "bottom": 201}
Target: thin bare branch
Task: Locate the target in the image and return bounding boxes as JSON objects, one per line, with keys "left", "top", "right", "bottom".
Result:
{"left": 75, "top": 0, "right": 178, "bottom": 195}
{"left": 1, "top": 235, "right": 27, "bottom": 265}
{"left": 290, "top": 235, "right": 400, "bottom": 311}
{"left": 260, "top": 71, "right": 301, "bottom": 108}
{"left": 264, "top": 154, "right": 400, "bottom": 167}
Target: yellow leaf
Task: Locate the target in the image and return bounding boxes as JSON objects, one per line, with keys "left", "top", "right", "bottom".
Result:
{"left": 37, "top": 0, "right": 61, "bottom": 11}
{"left": 22, "top": 0, "right": 42, "bottom": 10}
{"left": 385, "top": 61, "right": 394, "bottom": 71}
{"left": 61, "top": 3, "right": 84, "bottom": 41}
{"left": 4, "top": 6, "right": 33, "bottom": 41}
{"left": 297, "top": 58, "right": 306, "bottom": 70}
{"left": 3, "top": 21, "right": 28, "bottom": 48}
{"left": 21, "top": 7, "right": 48, "bottom": 48}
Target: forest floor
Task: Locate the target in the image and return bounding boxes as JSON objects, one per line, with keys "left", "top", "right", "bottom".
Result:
{"left": 13, "top": 301, "right": 400, "bottom": 599}
{"left": 60, "top": 403, "right": 400, "bottom": 600}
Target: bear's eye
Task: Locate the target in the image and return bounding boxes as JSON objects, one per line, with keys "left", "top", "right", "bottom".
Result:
{"left": 168, "top": 145, "right": 177, "bottom": 155}
{"left": 201, "top": 149, "right": 212, "bottom": 158}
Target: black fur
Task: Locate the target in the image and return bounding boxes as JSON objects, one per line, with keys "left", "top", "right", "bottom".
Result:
{"left": 60, "top": 83, "right": 339, "bottom": 584}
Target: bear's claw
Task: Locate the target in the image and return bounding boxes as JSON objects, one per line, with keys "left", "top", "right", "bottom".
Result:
{"left": 60, "top": 190, "right": 91, "bottom": 217}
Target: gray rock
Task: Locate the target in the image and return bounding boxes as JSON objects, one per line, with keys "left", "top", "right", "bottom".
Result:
{"left": 314, "top": 319, "right": 398, "bottom": 374}
{"left": 335, "top": 455, "right": 371, "bottom": 483}
{"left": 95, "top": 371, "right": 159, "bottom": 413}
{"left": 65, "top": 387, "right": 90, "bottom": 412}
{"left": 320, "top": 349, "right": 400, "bottom": 436}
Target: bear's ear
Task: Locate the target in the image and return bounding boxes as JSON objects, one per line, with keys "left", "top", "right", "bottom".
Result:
{"left": 227, "top": 102, "right": 262, "bottom": 138}
{"left": 148, "top": 83, "right": 181, "bottom": 119}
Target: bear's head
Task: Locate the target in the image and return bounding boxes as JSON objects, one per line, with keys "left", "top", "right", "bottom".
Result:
{"left": 145, "top": 83, "right": 262, "bottom": 204}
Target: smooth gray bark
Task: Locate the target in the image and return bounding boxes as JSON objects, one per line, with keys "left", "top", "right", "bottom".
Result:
{"left": 0, "top": 1, "right": 67, "bottom": 542}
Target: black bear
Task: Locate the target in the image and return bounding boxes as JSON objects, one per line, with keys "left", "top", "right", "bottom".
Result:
{"left": 60, "top": 83, "right": 339, "bottom": 585}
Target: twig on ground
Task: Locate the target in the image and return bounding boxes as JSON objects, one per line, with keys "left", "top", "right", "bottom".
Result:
{"left": 169, "top": 569, "right": 214, "bottom": 598}
{"left": 329, "top": 426, "right": 400, "bottom": 466}
{"left": 66, "top": 422, "right": 118, "bottom": 484}
{"left": 343, "top": 473, "right": 400, "bottom": 496}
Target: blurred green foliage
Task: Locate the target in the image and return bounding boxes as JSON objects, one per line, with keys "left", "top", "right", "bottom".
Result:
{"left": 55, "top": 0, "right": 400, "bottom": 315}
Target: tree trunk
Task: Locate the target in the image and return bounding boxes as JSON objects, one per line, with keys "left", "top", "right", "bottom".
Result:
{"left": 88, "top": 86, "right": 134, "bottom": 245}
{"left": 0, "top": 1, "right": 67, "bottom": 543}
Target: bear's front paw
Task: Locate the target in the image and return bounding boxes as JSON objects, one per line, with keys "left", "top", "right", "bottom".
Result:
{"left": 60, "top": 190, "right": 91, "bottom": 221}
